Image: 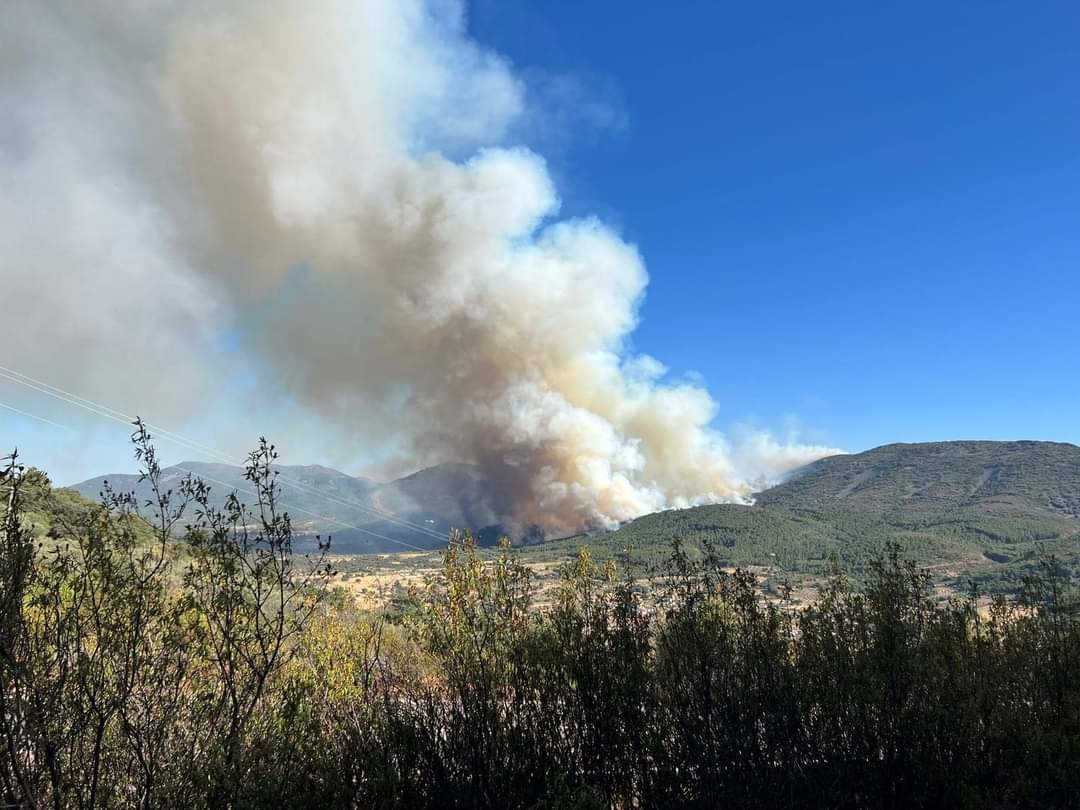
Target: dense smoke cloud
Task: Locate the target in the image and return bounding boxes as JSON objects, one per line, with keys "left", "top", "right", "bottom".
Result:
{"left": 2, "top": 0, "right": 839, "bottom": 533}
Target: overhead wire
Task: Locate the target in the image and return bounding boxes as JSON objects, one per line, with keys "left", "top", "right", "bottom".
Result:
{"left": 0, "top": 365, "right": 459, "bottom": 548}
{"left": 0, "top": 364, "right": 449, "bottom": 541}
{"left": 0, "top": 364, "right": 451, "bottom": 538}
{"left": 0, "top": 364, "right": 221, "bottom": 457}
{"left": 169, "top": 466, "right": 431, "bottom": 552}
{"left": 0, "top": 399, "right": 74, "bottom": 431}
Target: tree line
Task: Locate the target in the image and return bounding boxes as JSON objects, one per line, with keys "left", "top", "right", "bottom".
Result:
{"left": 1, "top": 426, "right": 1078, "bottom": 809}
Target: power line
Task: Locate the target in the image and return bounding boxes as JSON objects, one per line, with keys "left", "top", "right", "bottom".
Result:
{"left": 0, "top": 364, "right": 447, "bottom": 539}
{"left": 272, "top": 475, "right": 446, "bottom": 540}
{"left": 0, "top": 384, "right": 431, "bottom": 553}
{"left": 0, "top": 365, "right": 448, "bottom": 542}
{"left": 171, "top": 466, "right": 432, "bottom": 553}
{"left": 0, "top": 399, "right": 73, "bottom": 431}
{"left": 0, "top": 365, "right": 223, "bottom": 458}
{"left": 0, "top": 367, "right": 442, "bottom": 546}
{"left": 0, "top": 367, "right": 145, "bottom": 431}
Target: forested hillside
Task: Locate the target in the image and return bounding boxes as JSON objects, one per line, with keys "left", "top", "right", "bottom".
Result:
{"left": 70, "top": 441, "right": 1080, "bottom": 595}
{"left": 532, "top": 441, "right": 1080, "bottom": 592}
{"left": 757, "top": 440, "right": 1080, "bottom": 516}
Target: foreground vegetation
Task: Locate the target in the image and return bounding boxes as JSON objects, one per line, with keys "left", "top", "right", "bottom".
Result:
{"left": 2, "top": 429, "right": 1079, "bottom": 809}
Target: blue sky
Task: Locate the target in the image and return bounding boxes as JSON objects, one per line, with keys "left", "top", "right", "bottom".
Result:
{"left": 3, "top": 1, "right": 1079, "bottom": 488}
{"left": 472, "top": 1, "right": 1080, "bottom": 450}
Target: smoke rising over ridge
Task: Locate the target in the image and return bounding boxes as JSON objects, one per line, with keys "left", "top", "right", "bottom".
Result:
{"left": 2, "top": 0, "right": 840, "bottom": 534}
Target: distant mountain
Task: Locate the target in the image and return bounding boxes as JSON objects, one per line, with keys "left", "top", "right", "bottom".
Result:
{"left": 374, "top": 463, "right": 504, "bottom": 539}
{"left": 69, "top": 441, "right": 1080, "bottom": 586}
{"left": 69, "top": 461, "right": 502, "bottom": 553}
{"left": 528, "top": 441, "right": 1080, "bottom": 593}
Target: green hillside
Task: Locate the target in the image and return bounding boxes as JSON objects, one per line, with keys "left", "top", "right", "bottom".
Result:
{"left": 63, "top": 441, "right": 1080, "bottom": 594}
{"left": 756, "top": 440, "right": 1080, "bottom": 518}
{"left": 526, "top": 441, "right": 1080, "bottom": 592}
{"left": 14, "top": 468, "right": 106, "bottom": 543}
{"left": 6, "top": 468, "right": 160, "bottom": 554}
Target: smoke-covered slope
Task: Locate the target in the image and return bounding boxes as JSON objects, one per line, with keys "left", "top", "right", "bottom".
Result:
{"left": 70, "top": 441, "right": 1080, "bottom": 585}
{"left": 527, "top": 441, "right": 1080, "bottom": 592}
{"left": 69, "top": 462, "right": 498, "bottom": 552}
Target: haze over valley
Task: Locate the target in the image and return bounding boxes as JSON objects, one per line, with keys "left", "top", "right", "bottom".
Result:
{"left": 68, "top": 439, "right": 1080, "bottom": 602}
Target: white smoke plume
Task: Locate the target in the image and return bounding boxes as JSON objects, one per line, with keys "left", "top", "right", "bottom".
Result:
{"left": 2, "top": 0, "right": 840, "bottom": 534}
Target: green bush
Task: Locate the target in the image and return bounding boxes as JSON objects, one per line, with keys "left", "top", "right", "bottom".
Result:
{"left": 2, "top": 433, "right": 1079, "bottom": 809}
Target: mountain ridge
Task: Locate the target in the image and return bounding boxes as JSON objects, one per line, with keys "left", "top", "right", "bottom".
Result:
{"left": 526, "top": 440, "right": 1080, "bottom": 592}
{"left": 68, "top": 460, "right": 500, "bottom": 552}
{"left": 69, "top": 440, "right": 1080, "bottom": 576}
